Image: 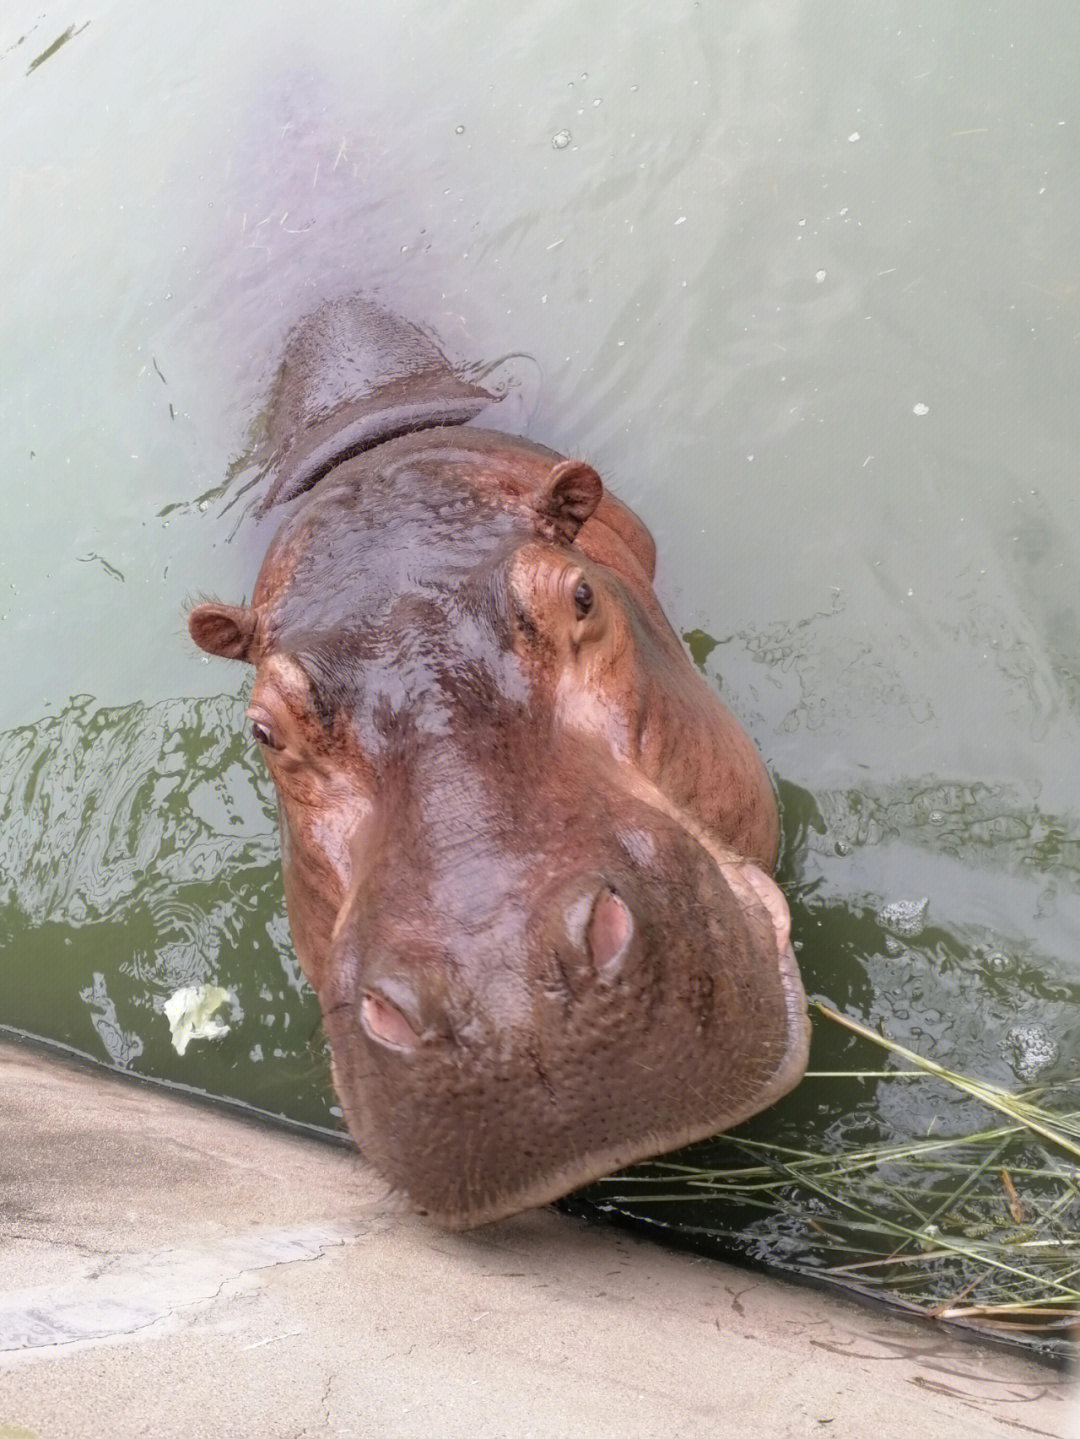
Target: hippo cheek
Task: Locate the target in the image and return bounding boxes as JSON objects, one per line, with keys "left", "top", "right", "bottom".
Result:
{"left": 319, "top": 835, "right": 809, "bottom": 1230}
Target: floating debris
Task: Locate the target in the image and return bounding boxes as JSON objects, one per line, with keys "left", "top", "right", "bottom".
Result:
{"left": 164, "top": 984, "right": 234, "bottom": 1056}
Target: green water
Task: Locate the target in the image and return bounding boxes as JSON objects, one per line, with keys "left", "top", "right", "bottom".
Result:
{"left": 2, "top": 0, "right": 1078, "bottom": 1349}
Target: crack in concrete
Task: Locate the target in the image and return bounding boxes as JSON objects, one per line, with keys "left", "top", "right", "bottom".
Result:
{"left": 3, "top": 1232, "right": 122, "bottom": 1263}
{"left": 1, "top": 1222, "right": 362, "bottom": 1359}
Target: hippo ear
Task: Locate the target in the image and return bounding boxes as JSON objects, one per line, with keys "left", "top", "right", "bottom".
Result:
{"left": 531, "top": 460, "right": 603, "bottom": 544}
{"left": 188, "top": 602, "right": 258, "bottom": 662}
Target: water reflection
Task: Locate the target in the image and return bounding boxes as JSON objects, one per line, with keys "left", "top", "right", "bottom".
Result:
{"left": 3, "top": 686, "right": 1073, "bottom": 1127}
{"left": 0, "top": 694, "right": 333, "bottom": 1126}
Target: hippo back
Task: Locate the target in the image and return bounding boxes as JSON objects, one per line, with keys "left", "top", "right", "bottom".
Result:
{"left": 261, "top": 296, "right": 499, "bottom": 510}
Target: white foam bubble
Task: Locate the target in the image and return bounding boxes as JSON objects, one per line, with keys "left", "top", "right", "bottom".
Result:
{"left": 877, "top": 896, "right": 929, "bottom": 937}
{"left": 1004, "top": 1024, "right": 1058, "bottom": 1081}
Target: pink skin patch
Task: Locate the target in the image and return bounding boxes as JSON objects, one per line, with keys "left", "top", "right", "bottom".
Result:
{"left": 360, "top": 992, "right": 419, "bottom": 1050}
{"left": 587, "top": 889, "right": 633, "bottom": 973}
{"left": 717, "top": 860, "right": 792, "bottom": 954}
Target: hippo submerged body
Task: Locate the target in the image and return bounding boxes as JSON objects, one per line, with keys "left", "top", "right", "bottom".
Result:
{"left": 189, "top": 297, "right": 810, "bottom": 1227}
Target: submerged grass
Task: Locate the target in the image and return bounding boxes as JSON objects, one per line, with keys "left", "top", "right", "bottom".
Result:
{"left": 587, "top": 1004, "right": 1080, "bottom": 1356}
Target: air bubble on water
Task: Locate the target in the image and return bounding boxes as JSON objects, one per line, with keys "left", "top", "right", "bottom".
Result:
{"left": 593, "top": 98, "right": 602, "bottom": 106}
{"left": 878, "top": 896, "right": 929, "bottom": 937}
{"left": 848, "top": 132, "right": 861, "bottom": 142}
{"left": 552, "top": 130, "right": 572, "bottom": 149}
{"left": 834, "top": 839, "right": 851, "bottom": 856}
{"left": 929, "top": 810, "right": 943, "bottom": 823}
{"left": 455, "top": 125, "right": 465, "bottom": 135}
{"left": 1004, "top": 1024, "right": 1058, "bottom": 1081}
{"left": 913, "top": 402, "right": 929, "bottom": 416}
{"left": 815, "top": 270, "right": 827, "bottom": 283}
{"left": 985, "top": 950, "right": 1011, "bottom": 972}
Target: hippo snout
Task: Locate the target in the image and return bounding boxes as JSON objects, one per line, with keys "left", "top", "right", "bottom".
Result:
{"left": 333, "top": 873, "right": 641, "bottom": 1055}
{"left": 319, "top": 784, "right": 808, "bottom": 1229}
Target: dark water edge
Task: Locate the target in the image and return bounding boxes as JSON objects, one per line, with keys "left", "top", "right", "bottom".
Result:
{"left": 557, "top": 1192, "right": 1076, "bottom": 1371}
{"left": 0, "top": 1022, "right": 349, "bottom": 1147}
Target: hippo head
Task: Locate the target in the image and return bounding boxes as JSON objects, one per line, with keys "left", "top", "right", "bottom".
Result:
{"left": 190, "top": 428, "right": 809, "bottom": 1227}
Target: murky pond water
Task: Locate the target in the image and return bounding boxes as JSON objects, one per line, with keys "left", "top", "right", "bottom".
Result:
{"left": 3, "top": 0, "right": 1078, "bottom": 1354}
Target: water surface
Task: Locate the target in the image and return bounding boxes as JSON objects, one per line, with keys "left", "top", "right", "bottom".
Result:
{"left": 2, "top": 0, "right": 1078, "bottom": 1347}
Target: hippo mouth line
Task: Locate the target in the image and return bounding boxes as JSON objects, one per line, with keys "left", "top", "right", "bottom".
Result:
{"left": 763, "top": 934, "right": 814, "bottom": 1110}
{"left": 712, "top": 849, "right": 812, "bottom": 1112}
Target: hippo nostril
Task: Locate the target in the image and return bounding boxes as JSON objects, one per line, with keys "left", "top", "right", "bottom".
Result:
{"left": 587, "top": 888, "right": 634, "bottom": 974}
{"left": 360, "top": 991, "right": 420, "bottom": 1051}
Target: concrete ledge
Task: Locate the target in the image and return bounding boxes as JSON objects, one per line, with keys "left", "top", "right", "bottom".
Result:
{"left": 1, "top": 1040, "right": 1075, "bottom": 1439}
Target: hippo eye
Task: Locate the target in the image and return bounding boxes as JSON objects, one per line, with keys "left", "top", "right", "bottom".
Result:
{"left": 250, "top": 718, "right": 281, "bottom": 750}
{"left": 573, "top": 579, "right": 594, "bottom": 620}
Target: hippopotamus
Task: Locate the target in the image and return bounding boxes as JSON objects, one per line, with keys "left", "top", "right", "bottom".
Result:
{"left": 188, "top": 296, "right": 810, "bottom": 1228}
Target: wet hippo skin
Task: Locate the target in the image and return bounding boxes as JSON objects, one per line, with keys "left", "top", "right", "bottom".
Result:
{"left": 189, "top": 297, "right": 810, "bottom": 1228}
